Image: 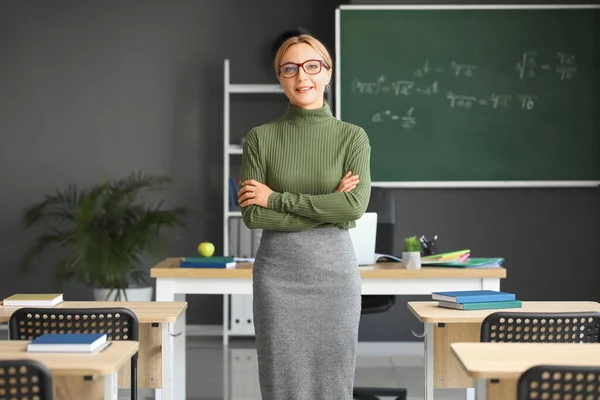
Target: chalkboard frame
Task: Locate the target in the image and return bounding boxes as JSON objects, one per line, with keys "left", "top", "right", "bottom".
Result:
{"left": 335, "top": 4, "right": 600, "bottom": 188}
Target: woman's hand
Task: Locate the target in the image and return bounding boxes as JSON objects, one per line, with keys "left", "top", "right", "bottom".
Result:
{"left": 238, "top": 179, "right": 273, "bottom": 208}
{"left": 335, "top": 171, "right": 359, "bottom": 193}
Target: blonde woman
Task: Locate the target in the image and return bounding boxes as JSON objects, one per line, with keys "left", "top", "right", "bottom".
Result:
{"left": 238, "top": 34, "right": 371, "bottom": 399}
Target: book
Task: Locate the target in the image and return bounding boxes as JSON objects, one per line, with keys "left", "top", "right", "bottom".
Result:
{"left": 421, "top": 250, "right": 470, "bottom": 263}
{"left": 423, "top": 258, "right": 504, "bottom": 268}
{"left": 3, "top": 293, "right": 64, "bottom": 307}
{"left": 27, "top": 333, "right": 108, "bottom": 353}
{"left": 182, "top": 256, "right": 234, "bottom": 263}
{"left": 180, "top": 261, "right": 236, "bottom": 269}
{"left": 438, "top": 300, "right": 522, "bottom": 310}
{"left": 431, "top": 290, "right": 516, "bottom": 304}
{"left": 180, "top": 256, "right": 236, "bottom": 269}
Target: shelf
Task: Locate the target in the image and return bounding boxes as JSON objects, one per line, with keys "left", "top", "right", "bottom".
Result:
{"left": 229, "top": 84, "right": 283, "bottom": 94}
{"left": 228, "top": 144, "right": 243, "bottom": 154}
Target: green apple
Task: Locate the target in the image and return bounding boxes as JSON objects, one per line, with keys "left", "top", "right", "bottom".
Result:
{"left": 198, "top": 242, "right": 215, "bottom": 257}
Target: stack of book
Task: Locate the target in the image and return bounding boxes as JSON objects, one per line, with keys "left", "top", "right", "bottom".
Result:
{"left": 432, "top": 290, "right": 522, "bottom": 310}
{"left": 422, "top": 250, "right": 504, "bottom": 268}
{"left": 1, "top": 293, "right": 64, "bottom": 307}
{"left": 179, "top": 256, "right": 236, "bottom": 269}
{"left": 27, "top": 333, "right": 109, "bottom": 353}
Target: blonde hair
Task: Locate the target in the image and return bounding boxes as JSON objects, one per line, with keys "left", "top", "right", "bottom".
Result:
{"left": 273, "top": 34, "right": 333, "bottom": 78}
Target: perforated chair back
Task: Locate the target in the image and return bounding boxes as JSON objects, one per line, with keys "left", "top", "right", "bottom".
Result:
{"left": 8, "top": 307, "right": 138, "bottom": 341}
{"left": 480, "top": 312, "right": 600, "bottom": 343}
{"left": 517, "top": 365, "right": 600, "bottom": 400}
{"left": 0, "top": 359, "right": 53, "bottom": 400}
{"left": 8, "top": 307, "right": 139, "bottom": 400}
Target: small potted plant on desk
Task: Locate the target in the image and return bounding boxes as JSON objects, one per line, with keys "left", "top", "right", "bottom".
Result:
{"left": 402, "top": 236, "right": 422, "bottom": 270}
{"left": 19, "top": 171, "right": 188, "bottom": 301}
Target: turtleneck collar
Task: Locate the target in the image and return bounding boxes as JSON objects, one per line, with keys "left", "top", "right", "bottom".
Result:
{"left": 284, "top": 102, "right": 334, "bottom": 124}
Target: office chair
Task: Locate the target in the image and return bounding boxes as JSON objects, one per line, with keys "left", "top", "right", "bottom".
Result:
{"left": 353, "top": 187, "right": 407, "bottom": 400}
{"left": 9, "top": 307, "right": 139, "bottom": 400}
{"left": 0, "top": 359, "right": 54, "bottom": 400}
{"left": 517, "top": 364, "right": 600, "bottom": 399}
{"left": 480, "top": 311, "right": 600, "bottom": 343}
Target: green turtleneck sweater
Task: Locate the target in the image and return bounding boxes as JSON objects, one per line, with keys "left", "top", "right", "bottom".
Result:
{"left": 239, "top": 102, "right": 371, "bottom": 231}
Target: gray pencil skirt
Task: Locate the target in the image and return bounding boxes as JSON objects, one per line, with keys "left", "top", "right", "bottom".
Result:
{"left": 252, "top": 227, "right": 362, "bottom": 400}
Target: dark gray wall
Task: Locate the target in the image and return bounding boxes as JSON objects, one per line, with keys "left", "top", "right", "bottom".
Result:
{"left": 0, "top": 0, "right": 345, "bottom": 326}
{"left": 1, "top": 1, "right": 598, "bottom": 343}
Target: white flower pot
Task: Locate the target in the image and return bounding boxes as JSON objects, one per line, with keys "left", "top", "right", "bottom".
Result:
{"left": 93, "top": 286, "right": 153, "bottom": 302}
{"left": 403, "top": 252, "right": 421, "bottom": 270}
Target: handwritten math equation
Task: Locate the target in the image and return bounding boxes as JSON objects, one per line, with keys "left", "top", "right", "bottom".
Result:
{"left": 353, "top": 52, "right": 576, "bottom": 127}
{"left": 516, "top": 52, "right": 577, "bottom": 80}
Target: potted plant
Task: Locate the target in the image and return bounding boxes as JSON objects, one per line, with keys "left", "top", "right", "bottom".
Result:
{"left": 19, "top": 171, "right": 188, "bottom": 301}
{"left": 403, "top": 236, "right": 422, "bottom": 270}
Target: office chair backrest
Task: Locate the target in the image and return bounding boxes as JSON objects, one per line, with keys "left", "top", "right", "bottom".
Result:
{"left": 480, "top": 312, "right": 600, "bottom": 343}
{"left": 517, "top": 364, "right": 600, "bottom": 400}
{"left": 9, "top": 307, "right": 139, "bottom": 341}
{"left": 0, "top": 359, "right": 54, "bottom": 400}
{"left": 367, "top": 187, "right": 396, "bottom": 256}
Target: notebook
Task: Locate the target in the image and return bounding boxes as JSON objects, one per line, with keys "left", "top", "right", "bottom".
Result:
{"left": 348, "top": 212, "right": 378, "bottom": 265}
{"left": 3, "top": 293, "right": 63, "bottom": 307}
{"left": 432, "top": 290, "right": 516, "bottom": 303}
{"left": 27, "top": 333, "right": 108, "bottom": 353}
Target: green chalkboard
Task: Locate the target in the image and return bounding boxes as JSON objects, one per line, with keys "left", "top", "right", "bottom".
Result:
{"left": 336, "top": 6, "right": 600, "bottom": 185}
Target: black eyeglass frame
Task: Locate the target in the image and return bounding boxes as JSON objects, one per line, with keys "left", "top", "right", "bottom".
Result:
{"left": 278, "top": 59, "right": 330, "bottom": 77}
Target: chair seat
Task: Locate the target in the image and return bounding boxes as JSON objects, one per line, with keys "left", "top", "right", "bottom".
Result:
{"left": 353, "top": 386, "right": 407, "bottom": 400}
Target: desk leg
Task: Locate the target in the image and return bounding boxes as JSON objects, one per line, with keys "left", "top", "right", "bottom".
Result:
{"left": 105, "top": 372, "right": 118, "bottom": 400}
{"left": 424, "top": 322, "right": 434, "bottom": 400}
{"left": 156, "top": 281, "right": 186, "bottom": 400}
{"left": 466, "top": 387, "right": 475, "bottom": 400}
{"left": 159, "top": 322, "right": 174, "bottom": 400}
{"left": 475, "top": 379, "right": 487, "bottom": 400}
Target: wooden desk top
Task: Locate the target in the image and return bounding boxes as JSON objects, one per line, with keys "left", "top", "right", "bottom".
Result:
{"left": 150, "top": 257, "right": 507, "bottom": 279}
{"left": 0, "top": 341, "right": 139, "bottom": 376}
{"left": 451, "top": 342, "right": 600, "bottom": 380}
{"left": 0, "top": 301, "right": 187, "bottom": 323}
{"left": 408, "top": 301, "right": 600, "bottom": 323}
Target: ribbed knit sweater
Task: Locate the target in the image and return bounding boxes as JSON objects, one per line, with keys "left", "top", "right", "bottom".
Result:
{"left": 239, "top": 102, "right": 371, "bottom": 231}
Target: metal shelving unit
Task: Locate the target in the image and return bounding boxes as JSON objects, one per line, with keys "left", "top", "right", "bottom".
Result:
{"left": 222, "top": 59, "right": 284, "bottom": 345}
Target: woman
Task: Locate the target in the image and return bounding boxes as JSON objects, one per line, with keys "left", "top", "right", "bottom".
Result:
{"left": 238, "top": 34, "right": 371, "bottom": 400}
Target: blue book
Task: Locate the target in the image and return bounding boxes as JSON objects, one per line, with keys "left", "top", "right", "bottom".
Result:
{"left": 27, "top": 333, "right": 108, "bottom": 353}
{"left": 431, "top": 290, "right": 515, "bottom": 304}
{"left": 180, "top": 261, "right": 235, "bottom": 269}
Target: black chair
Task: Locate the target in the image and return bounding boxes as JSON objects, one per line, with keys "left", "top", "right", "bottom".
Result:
{"left": 9, "top": 307, "right": 139, "bottom": 400}
{"left": 0, "top": 359, "right": 54, "bottom": 400}
{"left": 353, "top": 187, "right": 407, "bottom": 400}
{"left": 517, "top": 364, "right": 600, "bottom": 399}
{"left": 480, "top": 311, "right": 600, "bottom": 343}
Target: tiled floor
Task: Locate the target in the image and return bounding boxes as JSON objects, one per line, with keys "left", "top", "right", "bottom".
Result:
{"left": 120, "top": 336, "right": 467, "bottom": 400}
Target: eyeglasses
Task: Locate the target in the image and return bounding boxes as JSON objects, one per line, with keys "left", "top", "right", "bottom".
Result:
{"left": 278, "top": 59, "right": 329, "bottom": 78}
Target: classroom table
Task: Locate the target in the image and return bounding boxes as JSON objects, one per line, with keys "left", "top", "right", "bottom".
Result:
{"left": 151, "top": 256, "right": 506, "bottom": 400}
{"left": 0, "top": 301, "right": 187, "bottom": 400}
{"left": 407, "top": 300, "right": 600, "bottom": 400}
{"left": 451, "top": 342, "right": 600, "bottom": 400}
{"left": 0, "top": 340, "right": 139, "bottom": 400}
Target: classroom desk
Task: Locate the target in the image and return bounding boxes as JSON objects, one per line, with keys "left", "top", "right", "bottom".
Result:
{"left": 408, "top": 301, "right": 600, "bottom": 400}
{"left": 0, "top": 340, "right": 139, "bottom": 400}
{"left": 151, "top": 257, "right": 506, "bottom": 400}
{"left": 0, "top": 301, "right": 187, "bottom": 400}
{"left": 451, "top": 342, "right": 600, "bottom": 400}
